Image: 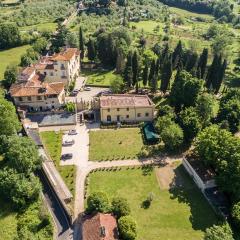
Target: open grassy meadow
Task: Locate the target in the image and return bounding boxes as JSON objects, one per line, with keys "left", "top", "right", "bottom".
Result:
{"left": 89, "top": 128, "right": 144, "bottom": 161}
{"left": 0, "top": 45, "right": 29, "bottom": 81}
{"left": 20, "top": 22, "right": 57, "bottom": 32}
{"left": 40, "top": 131, "right": 76, "bottom": 197}
{"left": 87, "top": 165, "right": 218, "bottom": 240}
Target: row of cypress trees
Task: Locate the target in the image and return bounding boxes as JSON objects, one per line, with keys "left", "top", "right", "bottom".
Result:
{"left": 122, "top": 40, "right": 227, "bottom": 94}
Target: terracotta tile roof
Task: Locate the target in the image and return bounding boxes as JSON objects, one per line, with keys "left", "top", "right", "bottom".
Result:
{"left": 82, "top": 213, "right": 119, "bottom": 240}
{"left": 10, "top": 82, "right": 64, "bottom": 97}
{"left": 18, "top": 67, "right": 36, "bottom": 81}
{"left": 51, "top": 48, "right": 80, "bottom": 61}
{"left": 100, "top": 94, "right": 154, "bottom": 108}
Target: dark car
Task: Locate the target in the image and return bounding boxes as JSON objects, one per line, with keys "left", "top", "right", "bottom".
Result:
{"left": 68, "top": 129, "right": 77, "bottom": 135}
{"left": 62, "top": 139, "right": 75, "bottom": 146}
{"left": 61, "top": 153, "right": 73, "bottom": 160}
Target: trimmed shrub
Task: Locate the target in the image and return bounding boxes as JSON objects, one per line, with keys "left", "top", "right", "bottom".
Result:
{"left": 118, "top": 216, "right": 137, "bottom": 240}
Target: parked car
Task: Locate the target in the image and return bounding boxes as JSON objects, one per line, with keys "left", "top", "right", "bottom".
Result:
{"left": 84, "top": 86, "right": 91, "bottom": 91}
{"left": 70, "top": 89, "right": 79, "bottom": 97}
{"left": 62, "top": 139, "right": 75, "bottom": 146}
{"left": 68, "top": 129, "right": 77, "bottom": 135}
{"left": 61, "top": 153, "right": 73, "bottom": 160}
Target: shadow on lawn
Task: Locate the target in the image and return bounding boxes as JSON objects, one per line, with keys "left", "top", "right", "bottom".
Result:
{"left": 169, "top": 165, "right": 218, "bottom": 231}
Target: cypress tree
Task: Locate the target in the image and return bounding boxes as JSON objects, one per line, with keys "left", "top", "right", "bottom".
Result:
{"left": 185, "top": 52, "right": 198, "bottom": 73}
{"left": 124, "top": 52, "right": 133, "bottom": 87}
{"left": 206, "top": 54, "right": 219, "bottom": 90}
{"left": 132, "top": 51, "right": 139, "bottom": 86}
{"left": 116, "top": 49, "right": 125, "bottom": 73}
{"left": 215, "top": 59, "right": 227, "bottom": 94}
{"left": 160, "top": 54, "right": 172, "bottom": 93}
{"left": 160, "top": 43, "right": 169, "bottom": 67}
{"left": 87, "top": 38, "right": 96, "bottom": 62}
{"left": 197, "top": 48, "right": 208, "bottom": 79}
{"left": 148, "top": 60, "right": 156, "bottom": 88}
{"left": 212, "top": 55, "right": 222, "bottom": 91}
{"left": 79, "top": 26, "right": 85, "bottom": 60}
{"left": 151, "top": 74, "right": 157, "bottom": 93}
{"left": 142, "top": 65, "right": 148, "bottom": 87}
{"left": 172, "top": 40, "right": 183, "bottom": 69}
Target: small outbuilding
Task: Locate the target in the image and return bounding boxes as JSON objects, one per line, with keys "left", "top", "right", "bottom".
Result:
{"left": 142, "top": 122, "right": 160, "bottom": 144}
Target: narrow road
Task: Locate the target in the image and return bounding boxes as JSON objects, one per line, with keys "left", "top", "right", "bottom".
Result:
{"left": 38, "top": 170, "right": 74, "bottom": 240}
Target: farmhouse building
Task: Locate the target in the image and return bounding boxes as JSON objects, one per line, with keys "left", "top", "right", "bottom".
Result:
{"left": 82, "top": 213, "right": 119, "bottom": 240}
{"left": 100, "top": 94, "right": 155, "bottom": 123}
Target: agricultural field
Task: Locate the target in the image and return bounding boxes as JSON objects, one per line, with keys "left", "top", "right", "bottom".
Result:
{"left": 89, "top": 128, "right": 144, "bottom": 161}
{"left": 87, "top": 164, "right": 218, "bottom": 240}
{"left": 0, "top": 45, "right": 29, "bottom": 81}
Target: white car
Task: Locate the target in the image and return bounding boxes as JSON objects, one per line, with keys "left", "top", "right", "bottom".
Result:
{"left": 84, "top": 86, "right": 91, "bottom": 91}
{"left": 62, "top": 139, "right": 75, "bottom": 146}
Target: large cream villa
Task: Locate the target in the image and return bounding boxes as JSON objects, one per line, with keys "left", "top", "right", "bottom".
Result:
{"left": 100, "top": 94, "right": 155, "bottom": 123}
{"left": 10, "top": 48, "right": 80, "bottom": 111}
{"left": 36, "top": 48, "right": 80, "bottom": 84}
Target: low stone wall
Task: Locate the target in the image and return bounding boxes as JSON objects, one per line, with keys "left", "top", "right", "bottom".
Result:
{"left": 183, "top": 158, "right": 216, "bottom": 191}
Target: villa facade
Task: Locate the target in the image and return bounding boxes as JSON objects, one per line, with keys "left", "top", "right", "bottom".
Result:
{"left": 100, "top": 94, "right": 155, "bottom": 123}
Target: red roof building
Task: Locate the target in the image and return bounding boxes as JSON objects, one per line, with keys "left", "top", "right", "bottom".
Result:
{"left": 82, "top": 213, "right": 119, "bottom": 240}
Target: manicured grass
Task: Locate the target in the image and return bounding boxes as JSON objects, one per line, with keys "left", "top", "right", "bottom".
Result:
{"left": 83, "top": 70, "right": 122, "bottom": 86}
{"left": 0, "top": 45, "right": 30, "bottom": 81}
{"left": 40, "top": 131, "right": 76, "bottom": 196}
{"left": 0, "top": 198, "right": 18, "bottom": 240}
{"left": 87, "top": 165, "right": 218, "bottom": 240}
{"left": 89, "top": 128, "right": 144, "bottom": 161}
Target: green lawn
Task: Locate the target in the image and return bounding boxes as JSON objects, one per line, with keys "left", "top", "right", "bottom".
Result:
{"left": 0, "top": 198, "right": 18, "bottom": 240}
{"left": 83, "top": 70, "right": 121, "bottom": 86}
{"left": 20, "top": 22, "right": 57, "bottom": 32}
{"left": 87, "top": 165, "right": 218, "bottom": 240}
{"left": 40, "top": 131, "right": 76, "bottom": 198}
{"left": 89, "top": 128, "right": 144, "bottom": 161}
{"left": 0, "top": 45, "right": 30, "bottom": 81}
